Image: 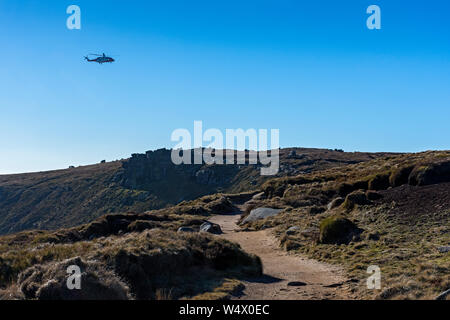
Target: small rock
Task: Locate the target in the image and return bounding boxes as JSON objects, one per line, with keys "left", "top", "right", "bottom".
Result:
{"left": 177, "top": 227, "right": 195, "bottom": 233}
{"left": 437, "top": 246, "right": 450, "bottom": 253}
{"left": 323, "top": 282, "right": 343, "bottom": 288}
{"left": 287, "top": 281, "right": 307, "bottom": 287}
{"left": 252, "top": 192, "right": 265, "bottom": 200}
{"left": 286, "top": 226, "right": 300, "bottom": 235}
{"left": 327, "top": 197, "right": 344, "bottom": 210}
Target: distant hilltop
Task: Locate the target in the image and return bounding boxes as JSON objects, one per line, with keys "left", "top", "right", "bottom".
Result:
{"left": 0, "top": 147, "right": 394, "bottom": 235}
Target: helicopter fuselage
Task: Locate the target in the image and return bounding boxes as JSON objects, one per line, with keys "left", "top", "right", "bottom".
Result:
{"left": 87, "top": 57, "right": 115, "bottom": 64}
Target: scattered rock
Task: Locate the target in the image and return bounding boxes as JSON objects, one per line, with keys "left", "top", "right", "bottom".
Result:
{"left": 200, "top": 222, "right": 222, "bottom": 234}
{"left": 437, "top": 246, "right": 450, "bottom": 253}
{"left": 252, "top": 192, "right": 265, "bottom": 201}
{"left": 346, "top": 278, "right": 359, "bottom": 283}
{"left": 323, "top": 282, "right": 343, "bottom": 288}
{"left": 287, "top": 281, "right": 307, "bottom": 287}
{"left": 177, "top": 227, "right": 195, "bottom": 233}
{"left": 324, "top": 279, "right": 359, "bottom": 288}
{"left": 286, "top": 226, "right": 300, "bottom": 235}
{"left": 327, "top": 197, "right": 344, "bottom": 210}
{"left": 241, "top": 208, "right": 283, "bottom": 224}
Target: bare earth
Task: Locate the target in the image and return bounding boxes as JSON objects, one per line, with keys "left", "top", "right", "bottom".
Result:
{"left": 208, "top": 213, "right": 354, "bottom": 300}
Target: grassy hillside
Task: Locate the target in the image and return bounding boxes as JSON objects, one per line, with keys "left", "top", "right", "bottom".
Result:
{"left": 0, "top": 150, "right": 448, "bottom": 300}
{"left": 0, "top": 148, "right": 391, "bottom": 235}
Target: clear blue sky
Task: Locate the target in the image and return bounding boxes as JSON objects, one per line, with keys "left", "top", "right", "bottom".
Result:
{"left": 1, "top": 0, "right": 449, "bottom": 173}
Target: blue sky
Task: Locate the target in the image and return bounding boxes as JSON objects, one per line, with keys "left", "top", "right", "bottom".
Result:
{"left": 0, "top": 0, "right": 449, "bottom": 173}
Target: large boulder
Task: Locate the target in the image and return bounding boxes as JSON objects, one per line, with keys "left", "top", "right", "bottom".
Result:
{"left": 319, "top": 217, "right": 362, "bottom": 244}
{"left": 241, "top": 207, "right": 283, "bottom": 224}
{"left": 200, "top": 222, "right": 222, "bottom": 234}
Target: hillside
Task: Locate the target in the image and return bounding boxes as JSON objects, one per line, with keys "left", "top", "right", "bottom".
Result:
{"left": 0, "top": 150, "right": 448, "bottom": 300}
{"left": 0, "top": 148, "right": 391, "bottom": 235}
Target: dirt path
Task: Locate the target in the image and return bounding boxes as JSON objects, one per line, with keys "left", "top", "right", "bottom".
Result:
{"left": 208, "top": 213, "right": 354, "bottom": 300}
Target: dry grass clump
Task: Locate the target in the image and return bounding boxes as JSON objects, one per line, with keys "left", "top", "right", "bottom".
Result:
{"left": 0, "top": 226, "right": 262, "bottom": 300}
{"left": 319, "top": 216, "right": 361, "bottom": 244}
{"left": 17, "top": 256, "right": 131, "bottom": 300}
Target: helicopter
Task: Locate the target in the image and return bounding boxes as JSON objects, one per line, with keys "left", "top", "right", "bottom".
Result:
{"left": 84, "top": 53, "right": 115, "bottom": 64}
